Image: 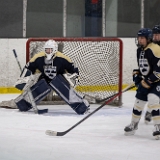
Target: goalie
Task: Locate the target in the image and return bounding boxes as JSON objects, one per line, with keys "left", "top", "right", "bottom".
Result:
{"left": 1, "top": 40, "right": 90, "bottom": 115}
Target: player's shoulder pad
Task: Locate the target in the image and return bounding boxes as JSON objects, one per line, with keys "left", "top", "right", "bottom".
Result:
{"left": 30, "top": 52, "right": 45, "bottom": 62}
{"left": 144, "top": 43, "right": 160, "bottom": 58}
{"left": 55, "top": 51, "right": 72, "bottom": 63}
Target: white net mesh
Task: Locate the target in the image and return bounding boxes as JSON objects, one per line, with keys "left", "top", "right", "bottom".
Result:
{"left": 26, "top": 38, "right": 123, "bottom": 105}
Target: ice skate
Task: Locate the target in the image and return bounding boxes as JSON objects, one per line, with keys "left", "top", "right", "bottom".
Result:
{"left": 144, "top": 111, "right": 152, "bottom": 124}
{"left": 153, "top": 124, "right": 160, "bottom": 140}
{"left": 124, "top": 121, "right": 138, "bottom": 136}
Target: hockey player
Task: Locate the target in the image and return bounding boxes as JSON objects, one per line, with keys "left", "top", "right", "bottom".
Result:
{"left": 152, "top": 24, "right": 160, "bottom": 45}
{"left": 124, "top": 28, "right": 160, "bottom": 139}
{"left": 144, "top": 24, "right": 160, "bottom": 123}
{"left": 7, "top": 39, "right": 90, "bottom": 115}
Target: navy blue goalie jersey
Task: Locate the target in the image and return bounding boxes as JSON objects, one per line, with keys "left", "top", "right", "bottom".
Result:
{"left": 25, "top": 51, "right": 78, "bottom": 82}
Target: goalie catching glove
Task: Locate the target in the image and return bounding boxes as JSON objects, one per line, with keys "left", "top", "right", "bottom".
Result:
{"left": 63, "top": 72, "right": 79, "bottom": 88}
{"left": 15, "top": 74, "right": 41, "bottom": 91}
{"left": 14, "top": 67, "right": 41, "bottom": 91}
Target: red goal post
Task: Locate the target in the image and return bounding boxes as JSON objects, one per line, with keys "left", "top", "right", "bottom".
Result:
{"left": 26, "top": 37, "right": 123, "bottom": 106}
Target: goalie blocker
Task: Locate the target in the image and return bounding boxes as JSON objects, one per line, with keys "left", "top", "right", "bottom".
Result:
{"left": 15, "top": 75, "right": 89, "bottom": 115}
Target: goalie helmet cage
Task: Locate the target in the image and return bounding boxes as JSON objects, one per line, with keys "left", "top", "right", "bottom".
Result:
{"left": 26, "top": 37, "right": 123, "bottom": 106}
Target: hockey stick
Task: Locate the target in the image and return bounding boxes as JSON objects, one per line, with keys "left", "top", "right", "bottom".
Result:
{"left": 45, "top": 83, "right": 135, "bottom": 136}
{"left": 95, "top": 85, "right": 135, "bottom": 103}
{"left": 13, "top": 49, "right": 48, "bottom": 114}
{"left": 13, "top": 49, "right": 23, "bottom": 71}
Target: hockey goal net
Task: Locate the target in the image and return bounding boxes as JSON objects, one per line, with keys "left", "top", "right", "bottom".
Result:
{"left": 26, "top": 38, "right": 123, "bottom": 106}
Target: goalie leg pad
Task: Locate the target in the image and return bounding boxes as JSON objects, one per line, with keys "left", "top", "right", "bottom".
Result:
{"left": 16, "top": 99, "right": 32, "bottom": 111}
{"left": 74, "top": 102, "right": 90, "bottom": 115}
{"left": 31, "top": 79, "right": 51, "bottom": 104}
{"left": 15, "top": 79, "right": 51, "bottom": 111}
{"left": 49, "top": 75, "right": 89, "bottom": 115}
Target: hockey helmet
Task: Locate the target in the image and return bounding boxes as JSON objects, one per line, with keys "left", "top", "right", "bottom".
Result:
{"left": 137, "top": 28, "right": 153, "bottom": 41}
{"left": 152, "top": 24, "right": 160, "bottom": 34}
{"left": 44, "top": 40, "right": 58, "bottom": 60}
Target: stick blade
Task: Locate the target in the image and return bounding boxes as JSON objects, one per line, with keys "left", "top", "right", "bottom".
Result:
{"left": 38, "top": 109, "right": 48, "bottom": 114}
{"left": 45, "top": 130, "right": 67, "bottom": 136}
{"left": 45, "top": 130, "right": 58, "bottom": 136}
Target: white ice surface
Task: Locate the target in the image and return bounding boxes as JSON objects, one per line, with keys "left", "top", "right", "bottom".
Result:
{"left": 0, "top": 92, "right": 160, "bottom": 160}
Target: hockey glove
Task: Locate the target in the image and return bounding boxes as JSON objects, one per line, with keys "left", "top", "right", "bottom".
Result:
{"left": 137, "top": 79, "right": 152, "bottom": 95}
{"left": 133, "top": 69, "right": 142, "bottom": 87}
{"left": 63, "top": 73, "right": 79, "bottom": 88}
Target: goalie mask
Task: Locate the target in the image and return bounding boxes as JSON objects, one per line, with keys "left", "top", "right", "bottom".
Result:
{"left": 44, "top": 40, "right": 58, "bottom": 60}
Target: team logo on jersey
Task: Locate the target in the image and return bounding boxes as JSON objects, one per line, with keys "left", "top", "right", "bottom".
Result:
{"left": 139, "top": 51, "right": 150, "bottom": 76}
{"left": 44, "top": 65, "right": 57, "bottom": 79}
{"left": 156, "top": 86, "right": 160, "bottom": 92}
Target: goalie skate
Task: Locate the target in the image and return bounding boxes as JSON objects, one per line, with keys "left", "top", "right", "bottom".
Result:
{"left": 124, "top": 121, "right": 138, "bottom": 136}
{"left": 153, "top": 124, "right": 160, "bottom": 140}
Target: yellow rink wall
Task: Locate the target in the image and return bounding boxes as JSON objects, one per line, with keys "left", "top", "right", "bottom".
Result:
{"left": 0, "top": 85, "right": 136, "bottom": 94}
{"left": 0, "top": 87, "right": 22, "bottom": 94}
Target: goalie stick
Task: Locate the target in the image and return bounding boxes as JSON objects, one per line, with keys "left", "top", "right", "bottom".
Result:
{"left": 45, "top": 83, "right": 135, "bottom": 136}
{"left": 13, "top": 49, "right": 48, "bottom": 114}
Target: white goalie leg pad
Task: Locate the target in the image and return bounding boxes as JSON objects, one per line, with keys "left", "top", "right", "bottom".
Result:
{"left": 15, "top": 91, "right": 32, "bottom": 111}
{"left": 49, "top": 75, "right": 90, "bottom": 115}
{"left": 148, "top": 93, "right": 160, "bottom": 124}
{"left": 63, "top": 73, "right": 96, "bottom": 103}
{"left": 30, "top": 79, "right": 51, "bottom": 104}
{"left": 63, "top": 72, "right": 90, "bottom": 106}
{"left": 15, "top": 79, "right": 51, "bottom": 111}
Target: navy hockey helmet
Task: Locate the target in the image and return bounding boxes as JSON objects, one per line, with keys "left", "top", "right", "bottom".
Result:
{"left": 152, "top": 24, "right": 160, "bottom": 34}
{"left": 137, "top": 28, "right": 153, "bottom": 41}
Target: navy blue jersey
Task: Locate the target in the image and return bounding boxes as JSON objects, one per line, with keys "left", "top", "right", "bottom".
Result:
{"left": 25, "top": 51, "right": 78, "bottom": 82}
{"left": 137, "top": 43, "right": 160, "bottom": 83}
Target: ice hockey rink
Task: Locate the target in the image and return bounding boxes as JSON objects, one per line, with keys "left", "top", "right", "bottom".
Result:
{"left": 0, "top": 91, "right": 160, "bottom": 160}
